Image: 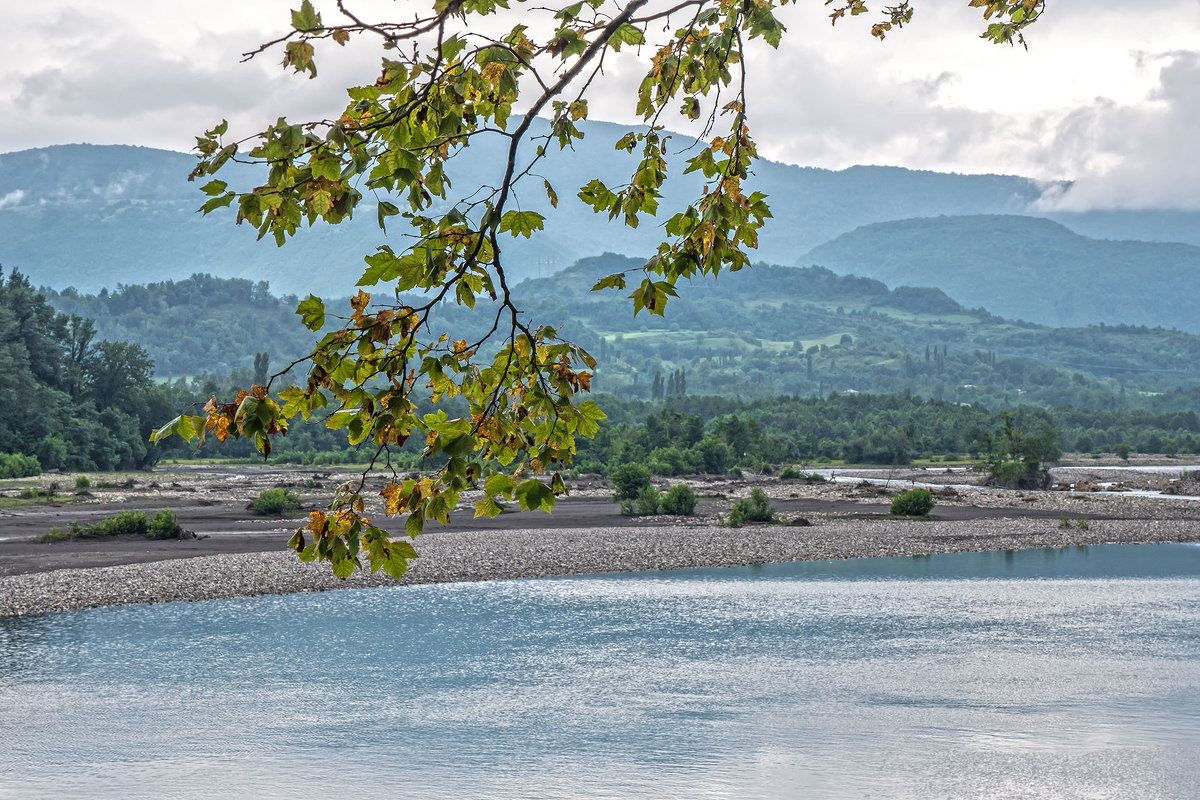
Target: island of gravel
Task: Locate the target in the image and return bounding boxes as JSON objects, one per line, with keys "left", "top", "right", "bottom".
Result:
{"left": 3, "top": 459, "right": 1199, "bottom": 617}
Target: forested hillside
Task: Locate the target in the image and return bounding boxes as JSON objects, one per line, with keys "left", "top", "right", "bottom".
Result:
{"left": 804, "top": 215, "right": 1200, "bottom": 332}
{"left": 503, "top": 255, "right": 1200, "bottom": 409}
{"left": 10, "top": 261, "right": 1200, "bottom": 473}
{"left": 39, "top": 261, "right": 1200, "bottom": 416}
{"left": 43, "top": 275, "right": 319, "bottom": 378}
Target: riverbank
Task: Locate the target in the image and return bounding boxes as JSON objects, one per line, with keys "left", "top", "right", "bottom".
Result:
{"left": 4, "top": 515, "right": 1198, "bottom": 617}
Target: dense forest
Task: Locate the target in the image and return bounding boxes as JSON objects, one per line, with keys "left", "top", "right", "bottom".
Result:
{"left": 0, "top": 268, "right": 180, "bottom": 471}
{"left": 0, "top": 268, "right": 357, "bottom": 472}
{"left": 506, "top": 255, "right": 1200, "bottom": 410}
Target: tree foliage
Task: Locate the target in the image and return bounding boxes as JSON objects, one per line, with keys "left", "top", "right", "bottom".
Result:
{"left": 152, "top": 0, "right": 1044, "bottom": 578}
{"left": 0, "top": 268, "right": 177, "bottom": 471}
{"left": 980, "top": 413, "right": 1061, "bottom": 488}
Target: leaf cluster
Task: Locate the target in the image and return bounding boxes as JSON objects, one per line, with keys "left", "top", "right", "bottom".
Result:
{"left": 160, "top": 0, "right": 1046, "bottom": 577}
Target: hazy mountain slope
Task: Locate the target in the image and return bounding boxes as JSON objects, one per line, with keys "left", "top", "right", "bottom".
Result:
{"left": 802, "top": 215, "right": 1200, "bottom": 332}
{"left": 4, "top": 126, "right": 1197, "bottom": 297}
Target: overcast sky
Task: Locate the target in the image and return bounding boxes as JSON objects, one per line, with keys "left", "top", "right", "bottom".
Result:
{"left": 2, "top": 0, "right": 1198, "bottom": 209}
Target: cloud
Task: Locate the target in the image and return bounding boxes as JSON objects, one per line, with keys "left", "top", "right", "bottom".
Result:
{"left": 1, "top": 0, "right": 1198, "bottom": 213}
{"left": 0, "top": 19, "right": 375, "bottom": 153}
{"left": 1037, "top": 51, "right": 1200, "bottom": 210}
{"left": 0, "top": 189, "right": 25, "bottom": 209}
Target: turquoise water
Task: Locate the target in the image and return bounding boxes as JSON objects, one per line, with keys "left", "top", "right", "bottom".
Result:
{"left": 2, "top": 544, "right": 1199, "bottom": 799}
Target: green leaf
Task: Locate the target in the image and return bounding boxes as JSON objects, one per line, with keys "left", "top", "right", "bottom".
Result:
{"left": 331, "top": 558, "right": 356, "bottom": 579}
{"left": 291, "top": 0, "right": 323, "bottom": 31}
{"left": 497, "top": 210, "right": 545, "bottom": 239}
{"left": 484, "top": 473, "right": 515, "bottom": 496}
{"left": 607, "top": 22, "right": 645, "bottom": 51}
{"left": 383, "top": 553, "right": 409, "bottom": 580}
{"left": 515, "top": 479, "right": 554, "bottom": 512}
{"left": 474, "top": 495, "right": 504, "bottom": 518}
{"left": 310, "top": 156, "right": 341, "bottom": 181}
{"left": 199, "top": 193, "right": 236, "bottom": 215}
{"left": 296, "top": 294, "right": 325, "bottom": 330}
{"left": 149, "top": 414, "right": 205, "bottom": 444}
{"left": 405, "top": 512, "right": 424, "bottom": 539}
{"left": 591, "top": 273, "right": 627, "bottom": 292}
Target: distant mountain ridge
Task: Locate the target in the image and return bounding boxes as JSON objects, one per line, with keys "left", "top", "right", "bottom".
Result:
{"left": 803, "top": 215, "right": 1200, "bottom": 333}
{"left": 3, "top": 125, "right": 1199, "bottom": 301}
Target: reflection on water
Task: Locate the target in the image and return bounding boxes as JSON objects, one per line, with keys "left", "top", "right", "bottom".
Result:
{"left": 1, "top": 544, "right": 1199, "bottom": 799}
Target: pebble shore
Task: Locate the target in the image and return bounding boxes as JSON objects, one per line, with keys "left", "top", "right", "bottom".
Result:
{"left": 3, "top": 516, "right": 1198, "bottom": 617}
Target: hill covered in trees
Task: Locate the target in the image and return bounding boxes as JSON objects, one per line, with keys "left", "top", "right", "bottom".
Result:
{"left": 42, "top": 275, "right": 319, "bottom": 379}
{"left": 37, "top": 261, "right": 1200, "bottom": 417}
{"left": 803, "top": 215, "right": 1200, "bottom": 332}
{"left": 503, "top": 254, "right": 1200, "bottom": 411}
{"left": 11, "top": 263, "right": 1200, "bottom": 473}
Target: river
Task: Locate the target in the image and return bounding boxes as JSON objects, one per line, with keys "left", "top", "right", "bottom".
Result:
{"left": 2, "top": 544, "right": 1198, "bottom": 798}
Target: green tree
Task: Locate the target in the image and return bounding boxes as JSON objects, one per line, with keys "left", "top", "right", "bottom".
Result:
{"left": 981, "top": 414, "right": 1060, "bottom": 488}
{"left": 153, "top": 0, "right": 1045, "bottom": 578}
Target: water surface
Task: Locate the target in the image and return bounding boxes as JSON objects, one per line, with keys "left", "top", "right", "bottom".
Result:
{"left": 2, "top": 544, "right": 1198, "bottom": 799}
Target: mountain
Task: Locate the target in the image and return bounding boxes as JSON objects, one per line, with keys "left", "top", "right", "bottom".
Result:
{"left": 802, "top": 215, "right": 1200, "bottom": 332}
{"left": 3, "top": 125, "right": 1199, "bottom": 298}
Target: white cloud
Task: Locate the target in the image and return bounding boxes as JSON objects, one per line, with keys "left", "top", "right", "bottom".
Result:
{"left": 0, "top": 189, "right": 26, "bottom": 209}
{"left": 1037, "top": 51, "right": 1200, "bottom": 210}
{"left": 1, "top": 0, "right": 1198, "bottom": 210}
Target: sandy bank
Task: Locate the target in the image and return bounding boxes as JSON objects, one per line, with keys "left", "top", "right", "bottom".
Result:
{"left": 3, "top": 516, "right": 1198, "bottom": 617}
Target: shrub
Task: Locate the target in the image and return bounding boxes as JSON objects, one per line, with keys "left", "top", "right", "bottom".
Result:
{"left": 92, "top": 511, "right": 150, "bottom": 536}
{"left": 890, "top": 488, "right": 935, "bottom": 517}
{"left": 247, "top": 488, "right": 303, "bottom": 516}
{"left": 0, "top": 453, "right": 41, "bottom": 479}
{"left": 147, "top": 509, "right": 182, "bottom": 540}
{"left": 36, "top": 509, "right": 184, "bottom": 542}
{"left": 610, "top": 463, "right": 652, "bottom": 501}
{"left": 35, "top": 528, "right": 73, "bottom": 543}
{"left": 660, "top": 484, "right": 697, "bottom": 515}
{"left": 74, "top": 475, "right": 91, "bottom": 489}
{"left": 727, "top": 488, "right": 774, "bottom": 527}
{"left": 619, "top": 485, "right": 662, "bottom": 516}
{"left": 780, "top": 467, "right": 826, "bottom": 483}
{"left": 634, "top": 485, "right": 661, "bottom": 515}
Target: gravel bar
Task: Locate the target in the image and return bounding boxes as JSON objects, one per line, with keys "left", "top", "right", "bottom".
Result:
{"left": 4, "top": 517, "right": 1200, "bottom": 617}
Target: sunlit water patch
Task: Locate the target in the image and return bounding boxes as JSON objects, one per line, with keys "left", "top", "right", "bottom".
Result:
{"left": 1, "top": 544, "right": 1198, "bottom": 799}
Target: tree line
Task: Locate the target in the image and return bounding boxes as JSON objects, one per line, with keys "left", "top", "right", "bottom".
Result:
{"left": 571, "top": 393, "right": 1199, "bottom": 476}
